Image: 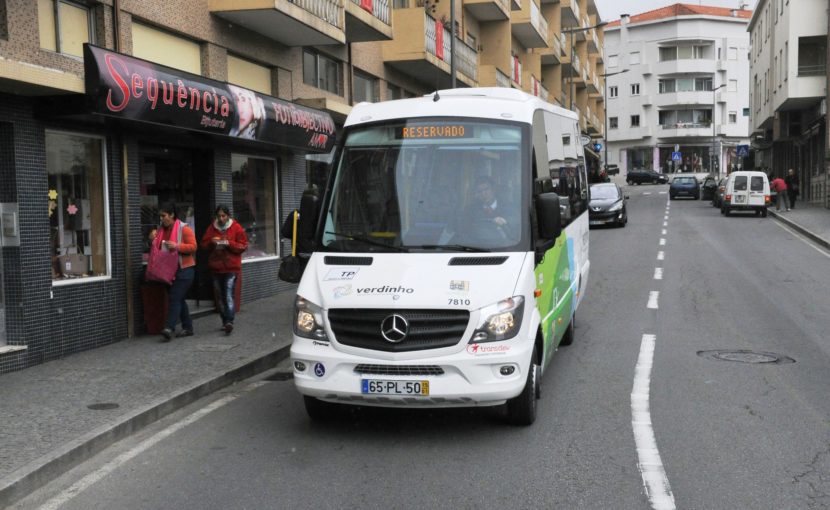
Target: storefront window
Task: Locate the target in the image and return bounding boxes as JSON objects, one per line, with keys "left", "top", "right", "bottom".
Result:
{"left": 47, "top": 131, "right": 109, "bottom": 281}
{"left": 231, "top": 155, "right": 278, "bottom": 259}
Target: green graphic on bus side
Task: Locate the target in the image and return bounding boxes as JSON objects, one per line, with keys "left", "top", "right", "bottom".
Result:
{"left": 534, "top": 231, "right": 575, "bottom": 365}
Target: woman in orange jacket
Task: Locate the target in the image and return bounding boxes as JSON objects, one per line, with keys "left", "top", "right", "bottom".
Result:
{"left": 201, "top": 205, "right": 248, "bottom": 334}
{"left": 153, "top": 203, "right": 198, "bottom": 341}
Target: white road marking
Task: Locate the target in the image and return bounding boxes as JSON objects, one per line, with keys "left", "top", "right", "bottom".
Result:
{"left": 647, "top": 291, "right": 659, "bottom": 309}
{"left": 661, "top": 229, "right": 667, "bottom": 235}
{"left": 772, "top": 221, "right": 830, "bottom": 259}
{"left": 643, "top": 192, "right": 652, "bottom": 195}
{"left": 38, "top": 382, "right": 267, "bottom": 510}
{"left": 659, "top": 191, "right": 667, "bottom": 194}
{"left": 657, "top": 251, "right": 665, "bottom": 261}
{"left": 663, "top": 221, "right": 668, "bottom": 227}
{"left": 654, "top": 268, "right": 663, "bottom": 280}
{"left": 632, "top": 334, "right": 676, "bottom": 510}
{"left": 659, "top": 238, "right": 666, "bottom": 246}
{"left": 663, "top": 215, "right": 669, "bottom": 221}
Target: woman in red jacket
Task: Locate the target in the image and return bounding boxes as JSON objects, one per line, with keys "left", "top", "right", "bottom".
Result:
{"left": 152, "top": 203, "right": 198, "bottom": 341}
{"left": 201, "top": 205, "right": 248, "bottom": 334}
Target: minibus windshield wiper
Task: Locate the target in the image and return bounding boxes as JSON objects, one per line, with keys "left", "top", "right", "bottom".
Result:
{"left": 325, "top": 231, "right": 408, "bottom": 252}
{"left": 411, "top": 244, "right": 491, "bottom": 252}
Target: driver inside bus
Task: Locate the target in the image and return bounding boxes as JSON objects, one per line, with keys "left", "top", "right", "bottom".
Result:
{"left": 472, "top": 177, "right": 509, "bottom": 227}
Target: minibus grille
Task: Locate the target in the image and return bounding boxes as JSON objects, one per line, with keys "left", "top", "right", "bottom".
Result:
{"left": 354, "top": 364, "right": 445, "bottom": 376}
{"left": 328, "top": 309, "right": 470, "bottom": 352}
{"left": 324, "top": 256, "right": 373, "bottom": 265}
{"left": 448, "top": 256, "right": 508, "bottom": 266}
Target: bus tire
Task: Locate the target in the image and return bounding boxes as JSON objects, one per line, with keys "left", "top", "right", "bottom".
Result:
{"left": 506, "top": 347, "right": 539, "bottom": 426}
{"left": 303, "top": 396, "right": 336, "bottom": 421}
{"left": 559, "top": 314, "right": 575, "bottom": 346}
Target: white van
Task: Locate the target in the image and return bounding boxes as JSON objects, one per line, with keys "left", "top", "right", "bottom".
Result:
{"left": 720, "top": 171, "right": 771, "bottom": 217}
{"left": 287, "top": 88, "right": 590, "bottom": 425}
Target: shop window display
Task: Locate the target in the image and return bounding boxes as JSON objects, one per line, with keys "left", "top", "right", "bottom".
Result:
{"left": 232, "top": 155, "right": 278, "bottom": 259}
{"left": 47, "top": 131, "right": 109, "bottom": 281}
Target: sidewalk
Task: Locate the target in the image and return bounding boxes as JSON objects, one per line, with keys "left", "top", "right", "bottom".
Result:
{"left": 0, "top": 290, "right": 296, "bottom": 508}
{"left": 1, "top": 201, "right": 829, "bottom": 508}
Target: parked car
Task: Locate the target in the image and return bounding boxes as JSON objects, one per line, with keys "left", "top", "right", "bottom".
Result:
{"left": 626, "top": 170, "right": 669, "bottom": 185}
{"left": 721, "top": 171, "right": 770, "bottom": 217}
{"left": 700, "top": 176, "right": 718, "bottom": 200}
{"left": 712, "top": 177, "right": 729, "bottom": 208}
{"left": 669, "top": 176, "right": 700, "bottom": 200}
{"left": 589, "top": 183, "right": 628, "bottom": 227}
{"left": 604, "top": 164, "right": 620, "bottom": 175}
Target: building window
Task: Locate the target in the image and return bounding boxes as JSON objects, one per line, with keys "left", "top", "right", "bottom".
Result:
{"left": 47, "top": 131, "right": 109, "bottom": 282}
{"left": 728, "top": 79, "right": 737, "bottom": 92}
{"left": 797, "top": 36, "right": 827, "bottom": 76}
{"left": 387, "top": 83, "right": 402, "bottom": 100}
{"left": 353, "top": 71, "right": 379, "bottom": 103}
{"left": 303, "top": 50, "right": 342, "bottom": 95}
{"left": 630, "top": 51, "right": 640, "bottom": 65}
{"left": 608, "top": 54, "right": 618, "bottom": 68}
{"left": 609, "top": 117, "right": 618, "bottom": 129}
{"left": 630, "top": 83, "right": 640, "bottom": 96}
{"left": 38, "top": 0, "right": 93, "bottom": 58}
{"left": 231, "top": 155, "right": 278, "bottom": 259}
{"left": 630, "top": 115, "right": 640, "bottom": 127}
{"left": 227, "top": 54, "right": 272, "bottom": 95}
{"left": 658, "top": 45, "right": 710, "bottom": 61}
{"left": 609, "top": 86, "right": 618, "bottom": 98}
{"left": 132, "top": 22, "right": 201, "bottom": 75}
{"left": 728, "top": 111, "right": 737, "bottom": 123}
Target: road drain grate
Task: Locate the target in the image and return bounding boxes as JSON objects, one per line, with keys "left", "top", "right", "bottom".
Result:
{"left": 697, "top": 350, "right": 795, "bottom": 364}
{"left": 87, "top": 403, "right": 120, "bottom": 410}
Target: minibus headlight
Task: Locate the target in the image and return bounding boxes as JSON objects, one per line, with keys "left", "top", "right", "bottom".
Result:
{"left": 471, "top": 296, "right": 524, "bottom": 343}
{"left": 294, "top": 295, "right": 328, "bottom": 340}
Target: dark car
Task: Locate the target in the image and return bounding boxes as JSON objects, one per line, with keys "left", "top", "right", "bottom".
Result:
{"left": 669, "top": 176, "right": 700, "bottom": 199}
{"left": 700, "top": 176, "right": 718, "bottom": 200}
{"left": 712, "top": 177, "right": 728, "bottom": 207}
{"left": 626, "top": 169, "right": 669, "bottom": 185}
{"left": 589, "top": 183, "right": 628, "bottom": 227}
{"left": 605, "top": 164, "right": 620, "bottom": 175}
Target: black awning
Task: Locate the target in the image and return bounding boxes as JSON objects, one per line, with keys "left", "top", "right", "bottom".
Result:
{"left": 82, "top": 44, "right": 335, "bottom": 153}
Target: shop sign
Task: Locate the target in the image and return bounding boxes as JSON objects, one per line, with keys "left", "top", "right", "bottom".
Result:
{"left": 83, "top": 44, "right": 335, "bottom": 153}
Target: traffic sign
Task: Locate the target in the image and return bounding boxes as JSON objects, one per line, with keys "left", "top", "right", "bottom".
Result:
{"left": 736, "top": 145, "right": 750, "bottom": 157}
{"left": 593, "top": 143, "right": 602, "bottom": 151}
{"left": 671, "top": 151, "right": 682, "bottom": 162}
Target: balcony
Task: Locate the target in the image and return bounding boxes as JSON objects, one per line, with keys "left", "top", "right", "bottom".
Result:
{"left": 539, "top": 31, "right": 562, "bottom": 65}
{"left": 560, "top": 0, "right": 579, "bottom": 27}
{"left": 511, "top": 0, "right": 548, "bottom": 49}
{"left": 587, "top": 74, "right": 598, "bottom": 94}
{"left": 655, "top": 59, "right": 717, "bottom": 76}
{"left": 655, "top": 91, "right": 717, "bottom": 108}
{"left": 210, "top": 0, "right": 346, "bottom": 46}
{"left": 463, "top": 0, "right": 510, "bottom": 21}
{"left": 345, "top": 0, "right": 393, "bottom": 41}
{"left": 531, "top": 75, "right": 549, "bottom": 101}
{"left": 641, "top": 94, "right": 652, "bottom": 106}
{"left": 659, "top": 122, "right": 713, "bottom": 138}
{"left": 587, "top": 29, "right": 600, "bottom": 54}
{"left": 382, "top": 10, "right": 478, "bottom": 89}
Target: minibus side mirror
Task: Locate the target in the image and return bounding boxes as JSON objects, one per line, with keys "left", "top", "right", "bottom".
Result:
{"left": 535, "top": 192, "right": 562, "bottom": 264}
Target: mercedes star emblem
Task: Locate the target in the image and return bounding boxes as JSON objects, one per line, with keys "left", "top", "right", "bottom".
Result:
{"left": 380, "top": 314, "right": 409, "bottom": 343}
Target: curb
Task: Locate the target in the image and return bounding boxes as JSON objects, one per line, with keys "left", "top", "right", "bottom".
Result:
{"left": 0, "top": 345, "right": 290, "bottom": 509}
{"left": 768, "top": 210, "right": 830, "bottom": 251}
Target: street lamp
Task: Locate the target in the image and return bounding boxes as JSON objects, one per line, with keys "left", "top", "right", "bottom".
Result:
{"left": 600, "top": 69, "right": 628, "bottom": 170}
{"left": 711, "top": 83, "right": 726, "bottom": 176}
{"left": 562, "top": 21, "right": 607, "bottom": 112}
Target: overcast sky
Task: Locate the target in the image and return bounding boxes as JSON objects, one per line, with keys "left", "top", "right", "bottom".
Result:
{"left": 595, "top": 0, "right": 759, "bottom": 23}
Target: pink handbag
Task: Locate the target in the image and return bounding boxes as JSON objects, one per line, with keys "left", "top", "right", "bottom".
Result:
{"left": 145, "top": 220, "right": 181, "bottom": 285}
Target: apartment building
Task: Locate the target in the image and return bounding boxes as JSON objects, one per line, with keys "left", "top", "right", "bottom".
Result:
{"left": 748, "top": 0, "right": 827, "bottom": 207}
{"left": 604, "top": 4, "right": 751, "bottom": 176}
{"left": 0, "top": 0, "right": 603, "bottom": 373}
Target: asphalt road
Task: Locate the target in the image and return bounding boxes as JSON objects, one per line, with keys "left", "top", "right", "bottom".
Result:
{"left": 17, "top": 185, "right": 830, "bottom": 510}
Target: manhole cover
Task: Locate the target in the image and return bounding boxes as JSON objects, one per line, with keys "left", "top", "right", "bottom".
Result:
{"left": 87, "top": 403, "right": 120, "bottom": 410}
{"left": 697, "top": 350, "right": 795, "bottom": 364}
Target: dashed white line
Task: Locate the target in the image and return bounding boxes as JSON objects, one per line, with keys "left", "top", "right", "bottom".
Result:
{"left": 38, "top": 383, "right": 267, "bottom": 510}
{"left": 661, "top": 229, "right": 667, "bottom": 235}
{"left": 657, "top": 251, "right": 665, "bottom": 261}
{"left": 663, "top": 215, "right": 669, "bottom": 221}
{"left": 647, "top": 291, "right": 659, "bottom": 309}
{"left": 659, "top": 238, "right": 666, "bottom": 246}
{"left": 632, "top": 334, "right": 676, "bottom": 510}
{"left": 643, "top": 192, "right": 652, "bottom": 195}
{"left": 659, "top": 191, "right": 667, "bottom": 194}
{"left": 654, "top": 268, "right": 663, "bottom": 280}
{"left": 663, "top": 221, "right": 668, "bottom": 227}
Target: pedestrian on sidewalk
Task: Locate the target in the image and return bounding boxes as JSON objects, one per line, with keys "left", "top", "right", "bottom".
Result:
{"left": 770, "top": 176, "right": 790, "bottom": 211}
{"left": 201, "top": 205, "right": 248, "bottom": 334}
{"left": 785, "top": 168, "right": 799, "bottom": 210}
{"left": 151, "top": 203, "right": 198, "bottom": 341}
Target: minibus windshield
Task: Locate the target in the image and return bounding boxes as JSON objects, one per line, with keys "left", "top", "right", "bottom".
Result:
{"left": 321, "top": 119, "right": 528, "bottom": 252}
